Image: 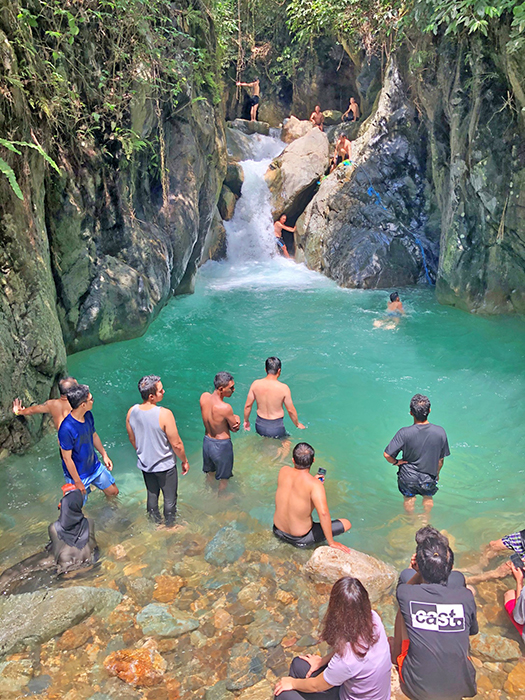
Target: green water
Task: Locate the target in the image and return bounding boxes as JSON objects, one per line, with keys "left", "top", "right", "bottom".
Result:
{"left": 2, "top": 257, "right": 525, "bottom": 574}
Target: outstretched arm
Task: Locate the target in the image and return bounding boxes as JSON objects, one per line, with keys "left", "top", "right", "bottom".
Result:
{"left": 237, "top": 81, "right": 254, "bottom": 87}
{"left": 243, "top": 385, "right": 255, "bottom": 430}
{"left": 281, "top": 224, "right": 296, "bottom": 233}
{"left": 283, "top": 387, "right": 305, "bottom": 429}
{"left": 13, "top": 398, "right": 49, "bottom": 417}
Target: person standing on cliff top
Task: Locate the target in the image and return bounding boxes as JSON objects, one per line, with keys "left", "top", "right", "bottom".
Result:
{"left": 309, "top": 105, "right": 324, "bottom": 131}
{"left": 383, "top": 394, "right": 449, "bottom": 514}
{"left": 274, "top": 215, "right": 295, "bottom": 259}
{"left": 342, "top": 97, "right": 360, "bottom": 122}
{"left": 244, "top": 357, "right": 305, "bottom": 439}
{"left": 200, "top": 372, "right": 240, "bottom": 492}
{"left": 126, "top": 375, "right": 189, "bottom": 527}
{"left": 236, "top": 77, "right": 260, "bottom": 121}
{"left": 59, "top": 384, "right": 118, "bottom": 499}
{"left": 13, "top": 376, "right": 78, "bottom": 431}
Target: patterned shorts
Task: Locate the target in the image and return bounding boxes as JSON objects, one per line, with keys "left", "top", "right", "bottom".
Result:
{"left": 502, "top": 531, "right": 525, "bottom": 557}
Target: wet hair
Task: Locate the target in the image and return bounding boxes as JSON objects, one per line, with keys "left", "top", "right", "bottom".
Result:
{"left": 67, "top": 384, "right": 90, "bottom": 409}
{"left": 58, "top": 377, "right": 77, "bottom": 396}
{"left": 321, "top": 577, "right": 378, "bottom": 658}
{"left": 292, "top": 442, "right": 315, "bottom": 469}
{"left": 410, "top": 394, "right": 431, "bottom": 422}
{"left": 279, "top": 214, "right": 287, "bottom": 222}
{"left": 138, "top": 375, "right": 161, "bottom": 401}
{"left": 390, "top": 292, "right": 400, "bottom": 302}
{"left": 214, "top": 371, "right": 234, "bottom": 390}
{"left": 265, "top": 357, "right": 281, "bottom": 375}
{"left": 415, "top": 536, "right": 453, "bottom": 585}
{"left": 415, "top": 525, "right": 448, "bottom": 546}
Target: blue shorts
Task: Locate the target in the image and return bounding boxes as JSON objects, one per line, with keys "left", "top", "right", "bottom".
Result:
{"left": 66, "top": 461, "right": 115, "bottom": 494}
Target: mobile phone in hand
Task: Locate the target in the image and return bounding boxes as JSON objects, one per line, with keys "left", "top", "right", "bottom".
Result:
{"left": 317, "top": 468, "right": 326, "bottom": 483}
{"left": 510, "top": 552, "right": 525, "bottom": 570}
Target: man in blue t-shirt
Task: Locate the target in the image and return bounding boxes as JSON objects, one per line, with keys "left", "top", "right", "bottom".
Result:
{"left": 58, "top": 384, "right": 118, "bottom": 498}
{"left": 383, "top": 394, "right": 449, "bottom": 514}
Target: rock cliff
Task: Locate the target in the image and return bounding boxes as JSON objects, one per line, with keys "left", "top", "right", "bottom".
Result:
{"left": 0, "top": 3, "right": 226, "bottom": 454}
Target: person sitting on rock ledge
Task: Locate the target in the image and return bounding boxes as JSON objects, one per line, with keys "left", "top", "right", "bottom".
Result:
{"left": 274, "top": 576, "right": 391, "bottom": 699}
{"left": 309, "top": 105, "right": 324, "bottom": 131}
{"left": 329, "top": 133, "right": 352, "bottom": 173}
{"left": 273, "top": 442, "right": 351, "bottom": 550}
{"left": 342, "top": 97, "right": 360, "bottom": 122}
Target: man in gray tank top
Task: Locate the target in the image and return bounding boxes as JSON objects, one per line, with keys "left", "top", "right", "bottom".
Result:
{"left": 126, "top": 375, "right": 189, "bottom": 526}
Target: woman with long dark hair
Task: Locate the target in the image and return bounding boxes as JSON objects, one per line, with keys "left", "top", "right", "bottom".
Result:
{"left": 274, "top": 577, "right": 391, "bottom": 700}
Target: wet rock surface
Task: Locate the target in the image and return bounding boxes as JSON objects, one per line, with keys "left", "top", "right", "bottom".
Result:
{"left": 304, "top": 546, "right": 397, "bottom": 602}
{"left": 227, "top": 119, "right": 270, "bottom": 136}
{"left": 264, "top": 128, "right": 329, "bottom": 220}
{"left": 296, "top": 59, "right": 439, "bottom": 289}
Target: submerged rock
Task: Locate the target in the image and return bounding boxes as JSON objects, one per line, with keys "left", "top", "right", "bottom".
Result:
{"left": 228, "top": 119, "right": 270, "bottom": 136}
{"left": 264, "top": 128, "right": 329, "bottom": 219}
{"left": 0, "top": 586, "right": 122, "bottom": 658}
{"left": 104, "top": 645, "right": 167, "bottom": 687}
{"left": 226, "top": 641, "right": 266, "bottom": 690}
{"left": 281, "top": 116, "right": 313, "bottom": 143}
{"left": 246, "top": 609, "right": 286, "bottom": 649}
{"left": 206, "top": 680, "right": 234, "bottom": 699}
{"left": 304, "top": 546, "right": 397, "bottom": 602}
{"left": 136, "top": 604, "right": 199, "bottom": 637}
{"left": 470, "top": 633, "right": 521, "bottom": 662}
{"left": 204, "top": 526, "right": 245, "bottom": 566}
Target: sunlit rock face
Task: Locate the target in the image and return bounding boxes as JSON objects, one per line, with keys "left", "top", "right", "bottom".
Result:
{"left": 295, "top": 59, "right": 439, "bottom": 289}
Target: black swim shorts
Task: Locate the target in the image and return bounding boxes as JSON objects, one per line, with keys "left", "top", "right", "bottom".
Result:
{"left": 202, "top": 436, "right": 233, "bottom": 480}
{"left": 256, "top": 415, "right": 288, "bottom": 439}
{"left": 273, "top": 520, "right": 345, "bottom": 548}
{"left": 250, "top": 95, "right": 260, "bottom": 106}
{"left": 397, "top": 463, "right": 438, "bottom": 498}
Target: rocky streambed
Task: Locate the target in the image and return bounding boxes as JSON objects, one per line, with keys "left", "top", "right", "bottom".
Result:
{"left": 0, "top": 504, "right": 524, "bottom": 699}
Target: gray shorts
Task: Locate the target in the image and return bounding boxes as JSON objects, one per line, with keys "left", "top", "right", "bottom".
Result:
{"left": 273, "top": 520, "right": 345, "bottom": 548}
{"left": 202, "top": 436, "right": 233, "bottom": 480}
{"left": 255, "top": 415, "right": 288, "bottom": 439}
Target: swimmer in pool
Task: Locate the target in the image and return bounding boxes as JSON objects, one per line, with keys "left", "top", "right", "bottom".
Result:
{"left": 274, "top": 215, "right": 295, "bottom": 258}
{"left": 373, "top": 291, "right": 406, "bottom": 329}
{"left": 244, "top": 357, "right": 305, "bottom": 440}
{"left": 200, "top": 372, "right": 240, "bottom": 492}
{"left": 273, "top": 442, "right": 351, "bottom": 550}
{"left": 0, "top": 488, "right": 99, "bottom": 595}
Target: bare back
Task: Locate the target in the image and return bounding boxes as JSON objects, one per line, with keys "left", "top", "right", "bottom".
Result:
{"left": 200, "top": 392, "right": 234, "bottom": 439}
{"left": 250, "top": 377, "right": 289, "bottom": 419}
{"left": 47, "top": 398, "right": 72, "bottom": 430}
{"left": 274, "top": 466, "right": 320, "bottom": 535}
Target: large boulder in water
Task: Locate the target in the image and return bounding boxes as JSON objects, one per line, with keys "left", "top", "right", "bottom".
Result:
{"left": 226, "top": 127, "right": 253, "bottom": 161}
{"left": 281, "top": 116, "right": 313, "bottom": 143}
{"left": 264, "top": 128, "right": 329, "bottom": 220}
{"left": 295, "top": 58, "right": 439, "bottom": 288}
{"left": 224, "top": 162, "right": 244, "bottom": 197}
{"left": 304, "top": 546, "right": 397, "bottom": 603}
{"left": 0, "top": 586, "right": 122, "bottom": 658}
{"left": 228, "top": 119, "right": 270, "bottom": 136}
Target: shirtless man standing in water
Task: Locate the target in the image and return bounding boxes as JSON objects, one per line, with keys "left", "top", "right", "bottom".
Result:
{"left": 274, "top": 215, "right": 295, "bottom": 258}
{"left": 13, "top": 376, "right": 78, "bottom": 430}
{"left": 200, "top": 372, "right": 240, "bottom": 491}
{"left": 244, "top": 357, "right": 305, "bottom": 439}
{"left": 273, "top": 442, "right": 351, "bottom": 550}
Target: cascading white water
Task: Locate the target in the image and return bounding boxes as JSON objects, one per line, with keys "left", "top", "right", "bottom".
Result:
{"left": 200, "top": 130, "right": 332, "bottom": 292}
{"left": 224, "top": 133, "right": 284, "bottom": 263}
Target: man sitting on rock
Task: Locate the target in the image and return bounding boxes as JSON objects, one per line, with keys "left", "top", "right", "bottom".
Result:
{"left": 273, "top": 442, "right": 351, "bottom": 551}
{"left": 342, "top": 97, "right": 360, "bottom": 122}
{"left": 329, "top": 134, "right": 352, "bottom": 173}
{"left": 309, "top": 105, "right": 324, "bottom": 131}
{"left": 391, "top": 531, "right": 478, "bottom": 700}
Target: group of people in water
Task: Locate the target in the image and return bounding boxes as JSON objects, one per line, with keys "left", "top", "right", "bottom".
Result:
{"left": 7, "top": 352, "right": 525, "bottom": 700}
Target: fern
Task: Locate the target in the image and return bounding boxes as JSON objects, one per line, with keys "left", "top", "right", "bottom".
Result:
{"left": 0, "top": 157, "right": 23, "bottom": 200}
{"left": 0, "top": 139, "right": 61, "bottom": 200}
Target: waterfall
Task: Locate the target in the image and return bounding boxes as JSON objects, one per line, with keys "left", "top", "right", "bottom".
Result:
{"left": 224, "top": 133, "right": 284, "bottom": 263}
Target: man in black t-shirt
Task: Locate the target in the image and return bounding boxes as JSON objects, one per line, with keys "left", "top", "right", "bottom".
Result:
{"left": 392, "top": 534, "right": 478, "bottom": 700}
{"left": 384, "top": 394, "right": 450, "bottom": 514}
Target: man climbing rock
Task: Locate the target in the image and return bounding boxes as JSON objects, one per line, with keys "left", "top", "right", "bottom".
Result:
{"left": 13, "top": 376, "right": 78, "bottom": 431}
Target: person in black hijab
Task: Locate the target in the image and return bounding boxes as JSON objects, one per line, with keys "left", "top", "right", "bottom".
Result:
{"left": 0, "top": 488, "right": 98, "bottom": 594}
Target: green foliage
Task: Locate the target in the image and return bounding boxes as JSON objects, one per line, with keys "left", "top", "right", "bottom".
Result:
{"left": 0, "top": 138, "right": 60, "bottom": 200}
